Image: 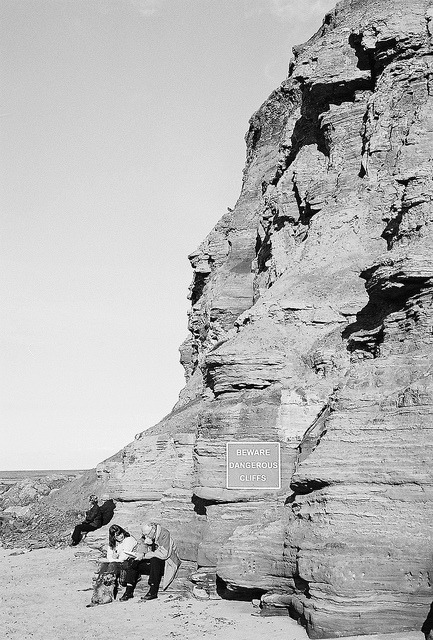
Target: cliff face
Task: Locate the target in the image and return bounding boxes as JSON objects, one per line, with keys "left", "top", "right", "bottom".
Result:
{"left": 96, "top": 0, "right": 433, "bottom": 636}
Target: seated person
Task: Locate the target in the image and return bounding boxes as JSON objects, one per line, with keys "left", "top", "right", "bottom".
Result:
{"left": 71, "top": 494, "right": 102, "bottom": 546}
{"left": 88, "top": 524, "right": 138, "bottom": 606}
{"left": 99, "top": 493, "right": 116, "bottom": 526}
{"left": 106, "top": 523, "right": 137, "bottom": 565}
{"left": 119, "top": 521, "right": 181, "bottom": 602}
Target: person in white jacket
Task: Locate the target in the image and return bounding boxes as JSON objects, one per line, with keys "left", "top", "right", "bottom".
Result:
{"left": 87, "top": 524, "right": 138, "bottom": 607}
{"left": 106, "top": 524, "right": 138, "bottom": 603}
{"left": 106, "top": 524, "right": 137, "bottom": 563}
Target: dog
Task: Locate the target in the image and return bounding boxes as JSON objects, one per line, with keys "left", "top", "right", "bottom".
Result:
{"left": 87, "top": 562, "right": 119, "bottom": 607}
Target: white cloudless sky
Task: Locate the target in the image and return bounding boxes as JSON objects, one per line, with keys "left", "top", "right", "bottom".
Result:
{"left": 0, "top": 0, "right": 336, "bottom": 470}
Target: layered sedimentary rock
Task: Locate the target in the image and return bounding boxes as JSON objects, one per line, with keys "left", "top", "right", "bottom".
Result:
{"left": 92, "top": 0, "right": 433, "bottom": 636}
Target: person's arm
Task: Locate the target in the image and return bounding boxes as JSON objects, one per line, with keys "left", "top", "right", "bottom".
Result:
{"left": 144, "top": 529, "right": 171, "bottom": 560}
{"left": 130, "top": 540, "right": 148, "bottom": 561}
{"left": 106, "top": 546, "right": 119, "bottom": 562}
{"left": 116, "top": 537, "right": 137, "bottom": 562}
{"left": 84, "top": 506, "right": 95, "bottom": 523}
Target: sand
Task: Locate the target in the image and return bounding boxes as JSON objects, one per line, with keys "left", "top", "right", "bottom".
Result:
{"left": 0, "top": 547, "right": 423, "bottom": 640}
{"left": 0, "top": 547, "right": 308, "bottom": 640}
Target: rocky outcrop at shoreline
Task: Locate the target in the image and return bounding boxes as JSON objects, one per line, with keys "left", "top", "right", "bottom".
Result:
{"left": 0, "top": 470, "right": 106, "bottom": 549}
{"left": 12, "top": 0, "right": 433, "bottom": 636}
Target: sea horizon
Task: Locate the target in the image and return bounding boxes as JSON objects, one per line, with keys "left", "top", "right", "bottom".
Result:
{"left": 0, "top": 469, "right": 87, "bottom": 482}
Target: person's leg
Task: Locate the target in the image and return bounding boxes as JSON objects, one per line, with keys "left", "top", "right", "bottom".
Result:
{"left": 119, "top": 559, "right": 148, "bottom": 601}
{"left": 71, "top": 524, "right": 84, "bottom": 545}
{"left": 71, "top": 523, "right": 97, "bottom": 545}
{"left": 141, "top": 557, "right": 165, "bottom": 600}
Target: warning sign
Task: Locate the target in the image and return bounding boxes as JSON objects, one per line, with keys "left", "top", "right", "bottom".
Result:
{"left": 226, "top": 441, "right": 281, "bottom": 489}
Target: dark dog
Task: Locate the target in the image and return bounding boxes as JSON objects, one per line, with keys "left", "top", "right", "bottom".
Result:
{"left": 87, "top": 562, "right": 119, "bottom": 607}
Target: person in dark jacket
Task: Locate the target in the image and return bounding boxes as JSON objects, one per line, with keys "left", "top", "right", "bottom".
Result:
{"left": 71, "top": 494, "right": 102, "bottom": 545}
{"left": 99, "top": 494, "right": 116, "bottom": 526}
{"left": 422, "top": 601, "right": 433, "bottom": 639}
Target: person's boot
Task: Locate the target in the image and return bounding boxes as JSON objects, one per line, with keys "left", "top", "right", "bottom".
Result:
{"left": 141, "top": 586, "right": 158, "bottom": 601}
{"left": 119, "top": 585, "right": 134, "bottom": 601}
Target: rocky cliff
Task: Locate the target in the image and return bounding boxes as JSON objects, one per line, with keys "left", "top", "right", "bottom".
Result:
{"left": 60, "top": 0, "right": 433, "bottom": 636}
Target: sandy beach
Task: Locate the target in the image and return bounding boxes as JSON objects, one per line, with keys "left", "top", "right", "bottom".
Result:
{"left": 0, "top": 547, "right": 309, "bottom": 640}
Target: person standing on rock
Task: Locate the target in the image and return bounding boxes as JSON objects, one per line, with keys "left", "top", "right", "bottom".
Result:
{"left": 119, "top": 521, "right": 181, "bottom": 602}
{"left": 70, "top": 494, "right": 102, "bottom": 546}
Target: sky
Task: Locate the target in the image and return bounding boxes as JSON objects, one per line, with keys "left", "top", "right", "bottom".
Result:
{"left": 0, "top": 0, "right": 336, "bottom": 471}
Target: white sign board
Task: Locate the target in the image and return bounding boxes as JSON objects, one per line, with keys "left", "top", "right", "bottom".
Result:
{"left": 226, "top": 441, "right": 281, "bottom": 489}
